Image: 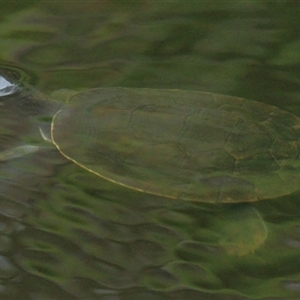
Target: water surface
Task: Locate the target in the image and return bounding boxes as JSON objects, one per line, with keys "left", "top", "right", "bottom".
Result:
{"left": 1, "top": 1, "right": 300, "bottom": 299}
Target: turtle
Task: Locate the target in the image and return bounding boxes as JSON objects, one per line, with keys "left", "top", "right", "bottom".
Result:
{"left": 2, "top": 86, "right": 300, "bottom": 255}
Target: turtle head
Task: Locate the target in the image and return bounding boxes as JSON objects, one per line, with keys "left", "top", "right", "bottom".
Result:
{"left": 0, "top": 71, "right": 74, "bottom": 160}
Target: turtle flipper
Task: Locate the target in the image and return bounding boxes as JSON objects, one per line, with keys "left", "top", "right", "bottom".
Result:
{"left": 0, "top": 145, "right": 40, "bottom": 161}
{"left": 218, "top": 205, "right": 268, "bottom": 256}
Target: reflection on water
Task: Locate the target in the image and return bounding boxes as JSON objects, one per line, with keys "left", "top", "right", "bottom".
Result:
{"left": 3, "top": 150, "right": 300, "bottom": 299}
{"left": 1, "top": 1, "right": 300, "bottom": 299}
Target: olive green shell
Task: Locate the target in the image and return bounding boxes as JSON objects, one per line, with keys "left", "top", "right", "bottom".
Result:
{"left": 51, "top": 88, "right": 300, "bottom": 203}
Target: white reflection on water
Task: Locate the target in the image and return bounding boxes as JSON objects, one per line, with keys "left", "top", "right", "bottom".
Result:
{"left": 0, "top": 75, "right": 20, "bottom": 97}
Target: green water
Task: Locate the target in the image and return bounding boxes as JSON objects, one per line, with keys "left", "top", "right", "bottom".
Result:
{"left": 1, "top": 1, "right": 300, "bottom": 299}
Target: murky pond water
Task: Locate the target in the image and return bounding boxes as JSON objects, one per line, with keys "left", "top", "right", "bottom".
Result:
{"left": 1, "top": 1, "right": 300, "bottom": 299}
